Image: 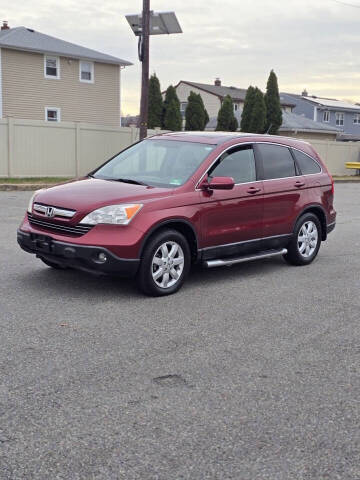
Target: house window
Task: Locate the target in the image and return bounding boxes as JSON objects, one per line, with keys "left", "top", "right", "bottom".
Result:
{"left": 323, "top": 110, "right": 330, "bottom": 123}
{"left": 335, "top": 112, "right": 344, "bottom": 126}
{"left": 80, "top": 61, "right": 94, "bottom": 83}
{"left": 234, "top": 103, "right": 238, "bottom": 111}
{"left": 44, "top": 55, "right": 60, "bottom": 79}
{"left": 45, "top": 107, "right": 60, "bottom": 122}
{"left": 180, "top": 102, "right": 188, "bottom": 113}
{"left": 354, "top": 114, "right": 360, "bottom": 124}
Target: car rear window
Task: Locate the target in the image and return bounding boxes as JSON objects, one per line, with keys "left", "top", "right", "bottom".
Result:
{"left": 292, "top": 149, "right": 321, "bottom": 175}
{"left": 257, "top": 144, "right": 296, "bottom": 180}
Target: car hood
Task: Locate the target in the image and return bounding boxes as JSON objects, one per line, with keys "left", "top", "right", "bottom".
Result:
{"left": 33, "top": 178, "right": 174, "bottom": 213}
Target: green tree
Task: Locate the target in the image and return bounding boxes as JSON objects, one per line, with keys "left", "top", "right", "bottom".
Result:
{"left": 229, "top": 115, "right": 239, "bottom": 132}
{"left": 264, "top": 70, "right": 282, "bottom": 134}
{"left": 147, "top": 73, "right": 163, "bottom": 129}
{"left": 185, "top": 91, "right": 206, "bottom": 130}
{"left": 240, "top": 86, "right": 256, "bottom": 132}
{"left": 164, "top": 99, "right": 182, "bottom": 131}
{"left": 196, "top": 93, "right": 209, "bottom": 130}
{"left": 216, "top": 95, "right": 238, "bottom": 131}
{"left": 162, "top": 85, "right": 182, "bottom": 130}
{"left": 248, "top": 87, "right": 266, "bottom": 134}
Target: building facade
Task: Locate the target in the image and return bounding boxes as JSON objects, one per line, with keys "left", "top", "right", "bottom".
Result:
{"left": 173, "top": 79, "right": 295, "bottom": 121}
{"left": 0, "top": 23, "right": 132, "bottom": 127}
{"left": 280, "top": 92, "right": 360, "bottom": 136}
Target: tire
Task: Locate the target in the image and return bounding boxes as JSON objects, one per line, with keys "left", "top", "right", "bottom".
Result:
{"left": 284, "top": 213, "right": 322, "bottom": 266}
{"left": 137, "top": 229, "right": 191, "bottom": 296}
{"left": 39, "top": 256, "right": 68, "bottom": 270}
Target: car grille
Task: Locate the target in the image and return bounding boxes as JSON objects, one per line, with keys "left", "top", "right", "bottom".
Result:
{"left": 28, "top": 213, "right": 93, "bottom": 237}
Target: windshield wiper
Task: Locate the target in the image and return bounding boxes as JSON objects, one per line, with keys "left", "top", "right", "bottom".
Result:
{"left": 113, "top": 178, "right": 148, "bottom": 186}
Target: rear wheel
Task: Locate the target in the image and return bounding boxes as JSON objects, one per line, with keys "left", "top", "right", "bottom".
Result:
{"left": 39, "top": 257, "right": 67, "bottom": 270}
{"left": 284, "top": 213, "right": 321, "bottom": 266}
{"left": 137, "top": 229, "right": 191, "bottom": 296}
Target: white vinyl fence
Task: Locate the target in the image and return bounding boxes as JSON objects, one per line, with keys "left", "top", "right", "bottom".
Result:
{"left": 0, "top": 118, "right": 166, "bottom": 178}
{"left": 0, "top": 117, "right": 359, "bottom": 177}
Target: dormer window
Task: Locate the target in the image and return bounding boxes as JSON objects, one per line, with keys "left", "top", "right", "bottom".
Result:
{"left": 44, "top": 55, "right": 60, "bottom": 79}
{"left": 80, "top": 61, "right": 94, "bottom": 83}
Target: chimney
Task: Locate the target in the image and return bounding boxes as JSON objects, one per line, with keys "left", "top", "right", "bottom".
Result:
{"left": 301, "top": 88, "right": 308, "bottom": 97}
{"left": 1, "top": 21, "right": 10, "bottom": 30}
{"left": 214, "top": 78, "right": 221, "bottom": 87}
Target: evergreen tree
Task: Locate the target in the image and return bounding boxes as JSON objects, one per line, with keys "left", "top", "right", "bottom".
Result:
{"left": 240, "top": 86, "right": 256, "bottom": 132}
{"left": 248, "top": 87, "right": 266, "bottom": 134}
{"left": 147, "top": 73, "right": 163, "bottom": 129}
{"left": 216, "top": 95, "right": 237, "bottom": 131}
{"left": 185, "top": 91, "right": 205, "bottom": 130}
{"left": 264, "top": 70, "right": 282, "bottom": 134}
{"left": 162, "top": 85, "right": 181, "bottom": 130}
{"left": 195, "top": 93, "right": 209, "bottom": 130}
{"left": 164, "top": 99, "right": 182, "bottom": 131}
{"left": 229, "top": 115, "right": 239, "bottom": 132}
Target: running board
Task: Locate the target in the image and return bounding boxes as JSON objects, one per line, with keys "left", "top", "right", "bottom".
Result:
{"left": 204, "top": 248, "right": 287, "bottom": 268}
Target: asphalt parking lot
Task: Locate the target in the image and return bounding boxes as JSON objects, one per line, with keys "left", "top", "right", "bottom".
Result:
{"left": 0, "top": 185, "right": 359, "bottom": 480}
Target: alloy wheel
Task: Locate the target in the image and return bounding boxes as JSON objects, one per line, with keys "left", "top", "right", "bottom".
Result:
{"left": 297, "top": 221, "right": 318, "bottom": 258}
{"left": 151, "top": 241, "right": 185, "bottom": 289}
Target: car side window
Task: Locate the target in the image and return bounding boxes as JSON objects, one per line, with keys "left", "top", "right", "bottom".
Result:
{"left": 292, "top": 149, "right": 321, "bottom": 175}
{"left": 208, "top": 147, "right": 256, "bottom": 184}
{"left": 257, "top": 144, "right": 296, "bottom": 180}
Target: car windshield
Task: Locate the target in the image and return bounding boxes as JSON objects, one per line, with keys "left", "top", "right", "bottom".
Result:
{"left": 93, "top": 139, "right": 215, "bottom": 188}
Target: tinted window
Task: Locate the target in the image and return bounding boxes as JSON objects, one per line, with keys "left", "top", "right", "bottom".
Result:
{"left": 209, "top": 147, "right": 256, "bottom": 184}
{"left": 258, "top": 144, "right": 296, "bottom": 180}
{"left": 292, "top": 149, "right": 321, "bottom": 175}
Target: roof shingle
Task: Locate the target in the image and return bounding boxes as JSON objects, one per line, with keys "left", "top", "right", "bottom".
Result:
{"left": 0, "top": 27, "right": 132, "bottom": 66}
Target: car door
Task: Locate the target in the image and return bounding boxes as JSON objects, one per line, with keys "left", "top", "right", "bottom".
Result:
{"left": 255, "top": 143, "right": 307, "bottom": 242}
{"left": 199, "top": 144, "right": 264, "bottom": 259}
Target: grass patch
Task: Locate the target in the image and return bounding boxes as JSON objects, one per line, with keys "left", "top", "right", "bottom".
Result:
{"left": 0, "top": 177, "right": 73, "bottom": 184}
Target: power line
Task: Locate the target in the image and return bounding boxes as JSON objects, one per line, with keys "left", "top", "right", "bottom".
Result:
{"left": 331, "top": 0, "right": 360, "bottom": 7}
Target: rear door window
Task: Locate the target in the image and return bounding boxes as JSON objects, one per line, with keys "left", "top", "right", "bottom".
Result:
{"left": 292, "top": 149, "right": 321, "bottom": 175}
{"left": 257, "top": 144, "right": 296, "bottom": 180}
{"left": 209, "top": 146, "right": 256, "bottom": 184}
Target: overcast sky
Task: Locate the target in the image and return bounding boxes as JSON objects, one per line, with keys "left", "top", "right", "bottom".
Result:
{"left": 3, "top": 0, "right": 360, "bottom": 114}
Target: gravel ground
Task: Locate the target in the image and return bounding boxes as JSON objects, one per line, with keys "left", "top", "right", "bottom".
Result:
{"left": 0, "top": 185, "right": 359, "bottom": 480}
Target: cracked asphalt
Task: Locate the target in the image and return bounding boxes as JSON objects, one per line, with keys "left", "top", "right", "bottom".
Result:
{"left": 0, "top": 184, "right": 359, "bottom": 479}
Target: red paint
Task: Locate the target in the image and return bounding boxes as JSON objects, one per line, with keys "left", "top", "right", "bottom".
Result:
{"left": 19, "top": 133, "right": 336, "bottom": 264}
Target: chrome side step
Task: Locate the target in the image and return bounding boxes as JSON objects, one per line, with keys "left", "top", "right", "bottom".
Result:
{"left": 204, "top": 248, "right": 287, "bottom": 268}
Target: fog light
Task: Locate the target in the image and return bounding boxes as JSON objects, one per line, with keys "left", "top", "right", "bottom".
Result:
{"left": 97, "top": 252, "right": 107, "bottom": 263}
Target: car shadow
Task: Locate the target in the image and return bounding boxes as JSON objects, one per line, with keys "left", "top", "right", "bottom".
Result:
{"left": 18, "top": 256, "right": 289, "bottom": 299}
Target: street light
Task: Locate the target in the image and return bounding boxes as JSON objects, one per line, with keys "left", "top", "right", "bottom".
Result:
{"left": 126, "top": 4, "right": 182, "bottom": 140}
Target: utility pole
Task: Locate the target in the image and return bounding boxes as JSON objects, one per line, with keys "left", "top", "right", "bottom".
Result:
{"left": 139, "top": 0, "right": 150, "bottom": 140}
{"left": 126, "top": 7, "right": 181, "bottom": 140}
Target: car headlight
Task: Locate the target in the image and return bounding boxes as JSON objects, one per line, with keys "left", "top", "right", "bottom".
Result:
{"left": 27, "top": 189, "right": 45, "bottom": 213}
{"left": 79, "top": 204, "right": 143, "bottom": 225}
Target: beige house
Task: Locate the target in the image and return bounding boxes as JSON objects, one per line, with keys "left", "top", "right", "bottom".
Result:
{"left": 0, "top": 22, "right": 132, "bottom": 127}
{"left": 173, "top": 79, "right": 295, "bottom": 119}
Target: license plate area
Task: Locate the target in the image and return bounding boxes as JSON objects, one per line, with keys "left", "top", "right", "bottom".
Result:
{"left": 30, "top": 233, "right": 54, "bottom": 253}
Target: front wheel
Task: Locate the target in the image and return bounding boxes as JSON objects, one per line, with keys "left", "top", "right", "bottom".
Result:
{"left": 137, "top": 229, "right": 191, "bottom": 296}
{"left": 284, "top": 213, "right": 321, "bottom": 266}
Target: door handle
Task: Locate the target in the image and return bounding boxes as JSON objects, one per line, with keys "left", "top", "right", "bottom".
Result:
{"left": 294, "top": 181, "right": 305, "bottom": 188}
{"left": 247, "top": 187, "right": 261, "bottom": 194}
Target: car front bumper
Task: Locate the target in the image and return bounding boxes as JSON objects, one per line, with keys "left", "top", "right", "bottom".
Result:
{"left": 17, "top": 229, "right": 140, "bottom": 277}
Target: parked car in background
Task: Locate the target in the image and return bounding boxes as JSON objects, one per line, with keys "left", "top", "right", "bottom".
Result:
{"left": 18, "top": 132, "right": 336, "bottom": 296}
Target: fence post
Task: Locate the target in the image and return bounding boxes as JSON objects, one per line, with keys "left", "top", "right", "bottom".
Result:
{"left": 75, "top": 123, "right": 81, "bottom": 177}
{"left": 7, "top": 117, "right": 14, "bottom": 178}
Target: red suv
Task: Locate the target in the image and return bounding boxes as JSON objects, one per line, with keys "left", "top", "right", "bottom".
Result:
{"left": 18, "top": 132, "right": 336, "bottom": 296}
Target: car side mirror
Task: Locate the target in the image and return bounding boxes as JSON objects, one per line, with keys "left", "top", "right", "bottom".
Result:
{"left": 206, "top": 176, "right": 235, "bottom": 190}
